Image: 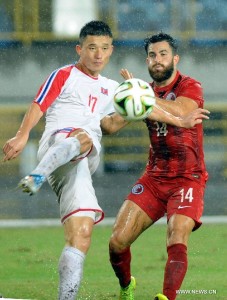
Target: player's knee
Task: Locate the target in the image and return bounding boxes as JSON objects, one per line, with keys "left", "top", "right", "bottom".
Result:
{"left": 64, "top": 216, "right": 94, "bottom": 249}
{"left": 167, "top": 227, "right": 190, "bottom": 247}
{"left": 167, "top": 215, "right": 194, "bottom": 246}
{"left": 67, "top": 226, "right": 92, "bottom": 253}
{"left": 70, "top": 130, "right": 93, "bottom": 154}
{"left": 109, "top": 232, "right": 129, "bottom": 252}
{"left": 79, "top": 133, "right": 92, "bottom": 154}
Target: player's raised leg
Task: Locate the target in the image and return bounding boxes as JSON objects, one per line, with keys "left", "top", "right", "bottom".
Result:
{"left": 19, "top": 129, "right": 92, "bottom": 195}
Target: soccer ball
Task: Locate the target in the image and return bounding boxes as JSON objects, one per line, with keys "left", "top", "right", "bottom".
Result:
{"left": 113, "top": 78, "right": 156, "bottom": 121}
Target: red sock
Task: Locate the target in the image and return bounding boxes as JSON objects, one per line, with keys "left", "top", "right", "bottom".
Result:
{"left": 163, "top": 243, "right": 188, "bottom": 300}
{"left": 109, "top": 246, "right": 131, "bottom": 288}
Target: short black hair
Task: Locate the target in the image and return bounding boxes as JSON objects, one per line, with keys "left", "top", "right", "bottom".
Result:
{"left": 144, "top": 32, "right": 178, "bottom": 55}
{"left": 79, "top": 20, "right": 113, "bottom": 44}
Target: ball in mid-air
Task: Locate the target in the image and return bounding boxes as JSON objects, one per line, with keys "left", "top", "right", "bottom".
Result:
{"left": 113, "top": 78, "right": 156, "bottom": 121}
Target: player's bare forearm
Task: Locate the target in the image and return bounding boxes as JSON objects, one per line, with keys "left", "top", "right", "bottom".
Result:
{"left": 2, "top": 103, "right": 43, "bottom": 161}
{"left": 147, "top": 105, "right": 210, "bottom": 128}
{"left": 101, "top": 113, "right": 129, "bottom": 135}
{"left": 16, "top": 103, "right": 43, "bottom": 136}
{"left": 155, "top": 96, "right": 199, "bottom": 117}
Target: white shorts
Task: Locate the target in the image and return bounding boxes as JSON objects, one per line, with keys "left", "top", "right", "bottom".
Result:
{"left": 37, "top": 128, "right": 104, "bottom": 224}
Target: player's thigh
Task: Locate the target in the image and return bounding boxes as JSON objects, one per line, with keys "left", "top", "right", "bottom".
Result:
{"left": 110, "top": 200, "right": 153, "bottom": 250}
{"left": 126, "top": 175, "right": 166, "bottom": 222}
{"left": 167, "top": 176, "right": 205, "bottom": 230}
{"left": 49, "top": 158, "right": 103, "bottom": 224}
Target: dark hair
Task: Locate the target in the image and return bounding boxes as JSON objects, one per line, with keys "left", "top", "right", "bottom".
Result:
{"left": 79, "top": 20, "right": 113, "bottom": 44}
{"left": 144, "top": 32, "right": 178, "bottom": 55}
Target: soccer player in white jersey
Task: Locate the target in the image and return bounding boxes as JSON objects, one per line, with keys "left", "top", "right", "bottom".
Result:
{"left": 3, "top": 20, "right": 128, "bottom": 300}
{"left": 2, "top": 20, "right": 209, "bottom": 299}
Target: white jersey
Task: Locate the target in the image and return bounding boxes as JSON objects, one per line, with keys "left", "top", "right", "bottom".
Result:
{"left": 34, "top": 64, "right": 118, "bottom": 157}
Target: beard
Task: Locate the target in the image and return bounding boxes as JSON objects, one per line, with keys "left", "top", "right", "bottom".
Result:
{"left": 148, "top": 60, "right": 174, "bottom": 83}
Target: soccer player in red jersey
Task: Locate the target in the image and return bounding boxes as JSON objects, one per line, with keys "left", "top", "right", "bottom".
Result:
{"left": 109, "top": 32, "right": 209, "bottom": 300}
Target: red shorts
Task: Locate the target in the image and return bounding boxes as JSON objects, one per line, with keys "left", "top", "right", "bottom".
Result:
{"left": 127, "top": 172, "right": 207, "bottom": 230}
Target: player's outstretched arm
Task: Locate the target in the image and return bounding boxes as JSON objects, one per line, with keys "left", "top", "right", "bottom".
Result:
{"left": 147, "top": 105, "right": 210, "bottom": 128}
{"left": 120, "top": 68, "right": 201, "bottom": 118}
{"left": 118, "top": 68, "right": 210, "bottom": 128}
{"left": 2, "top": 103, "right": 43, "bottom": 161}
{"left": 101, "top": 113, "right": 129, "bottom": 135}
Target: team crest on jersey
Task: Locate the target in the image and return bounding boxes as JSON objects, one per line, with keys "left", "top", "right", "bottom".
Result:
{"left": 101, "top": 87, "right": 108, "bottom": 95}
{"left": 132, "top": 184, "right": 144, "bottom": 195}
{"left": 166, "top": 92, "right": 176, "bottom": 100}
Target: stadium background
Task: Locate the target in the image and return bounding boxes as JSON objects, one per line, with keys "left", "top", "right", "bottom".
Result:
{"left": 0, "top": 0, "right": 226, "bottom": 220}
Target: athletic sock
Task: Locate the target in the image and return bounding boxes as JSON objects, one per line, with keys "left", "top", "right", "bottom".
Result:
{"left": 58, "top": 246, "right": 85, "bottom": 300}
{"left": 163, "top": 243, "right": 188, "bottom": 300}
{"left": 109, "top": 246, "right": 131, "bottom": 288}
{"left": 32, "top": 137, "right": 80, "bottom": 178}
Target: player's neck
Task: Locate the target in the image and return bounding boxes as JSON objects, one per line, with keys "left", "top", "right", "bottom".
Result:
{"left": 76, "top": 62, "right": 99, "bottom": 78}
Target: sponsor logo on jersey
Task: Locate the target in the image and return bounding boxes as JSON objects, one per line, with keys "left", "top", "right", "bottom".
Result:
{"left": 192, "top": 174, "right": 200, "bottom": 179}
{"left": 178, "top": 205, "right": 191, "bottom": 209}
{"left": 132, "top": 184, "right": 144, "bottom": 194}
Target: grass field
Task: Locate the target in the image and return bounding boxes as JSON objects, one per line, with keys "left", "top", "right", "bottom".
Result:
{"left": 0, "top": 223, "right": 226, "bottom": 299}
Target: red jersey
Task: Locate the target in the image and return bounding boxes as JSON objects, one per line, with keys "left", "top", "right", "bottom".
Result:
{"left": 145, "top": 71, "right": 208, "bottom": 179}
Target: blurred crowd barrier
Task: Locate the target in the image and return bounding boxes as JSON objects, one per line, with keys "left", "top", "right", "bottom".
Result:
{"left": 0, "top": 0, "right": 227, "bottom": 45}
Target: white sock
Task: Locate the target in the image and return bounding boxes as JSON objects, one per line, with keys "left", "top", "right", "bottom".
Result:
{"left": 32, "top": 137, "right": 80, "bottom": 178}
{"left": 58, "top": 246, "right": 85, "bottom": 300}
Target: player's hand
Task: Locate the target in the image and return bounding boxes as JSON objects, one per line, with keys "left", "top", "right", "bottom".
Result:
{"left": 2, "top": 134, "right": 29, "bottom": 162}
{"left": 181, "top": 108, "right": 210, "bottom": 128}
{"left": 120, "top": 69, "right": 133, "bottom": 80}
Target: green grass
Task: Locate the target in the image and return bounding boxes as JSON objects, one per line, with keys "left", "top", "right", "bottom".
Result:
{"left": 0, "top": 224, "right": 226, "bottom": 299}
